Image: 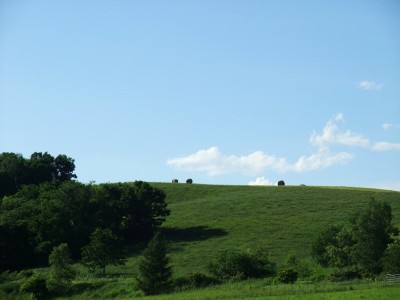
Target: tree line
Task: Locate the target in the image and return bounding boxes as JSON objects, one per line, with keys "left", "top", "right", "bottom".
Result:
{"left": 0, "top": 152, "right": 170, "bottom": 271}
{"left": 0, "top": 152, "right": 76, "bottom": 198}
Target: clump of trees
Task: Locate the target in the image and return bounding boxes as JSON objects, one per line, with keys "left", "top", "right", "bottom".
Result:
{"left": 0, "top": 152, "right": 170, "bottom": 272}
{"left": 0, "top": 152, "right": 76, "bottom": 198}
{"left": 311, "top": 198, "right": 399, "bottom": 277}
{"left": 208, "top": 248, "right": 276, "bottom": 281}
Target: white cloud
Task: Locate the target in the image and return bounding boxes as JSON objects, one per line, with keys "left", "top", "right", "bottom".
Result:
{"left": 249, "top": 176, "right": 275, "bottom": 186}
{"left": 292, "top": 148, "right": 353, "bottom": 172}
{"left": 310, "top": 113, "right": 370, "bottom": 148}
{"left": 382, "top": 123, "right": 393, "bottom": 130}
{"left": 167, "top": 146, "right": 353, "bottom": 176}
{"left": 167, "top": 147, "right": 290, "bottom": 176}
{"left": 167, "top": 113, "right": 399, "bottom": 177}
{"left": 358, "top": 80, "right": 383, "bottom": 90}
{"left": 371, "top": 142, "right": 400, "bottom": 151}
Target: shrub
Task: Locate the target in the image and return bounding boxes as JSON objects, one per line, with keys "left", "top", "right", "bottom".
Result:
{"left": 174, "top": 273, "right": 220, "bottom": 290}
{"left": 20, "top": 273, "right": 49, "bottom": 300}
{"left": 208, "top": 248, "right": 276, "bottom": 281}
{"left": 381, "top": 241, "right": 400, "bottom": 273}
{"left": 186, "top": 178, "right": 193, "bottom": 184}
{"left": 277, "top": 180, "right": 285, "bottom": 186}
{"left": 277, "top": 267, "right": 298, "bottom": 283}
{"left": 329, "top": 267, "right": 362, "bottom": 282}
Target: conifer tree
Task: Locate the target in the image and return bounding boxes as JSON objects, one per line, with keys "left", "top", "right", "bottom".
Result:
{"left": 137, "top": 232, "right": 173, "bottom": 295}
{"left": 47, "top": 243, "right": 75, "bottom": 293}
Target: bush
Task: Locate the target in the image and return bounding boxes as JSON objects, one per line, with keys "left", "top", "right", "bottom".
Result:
{"left": 208, "top": 248, "right": 276, "bottom": 281}
{"left": 20, "top": 273, "right": 49, "bottom": 299}
{"left": 174, "top": 273, "right": 220, "bottom": 290}
{"left": 382, "top": 241, "right": 400, "bottom": 274}
{"left": 329, "top": 267, "right": 362, "bottom": 282}
{"left": 277, "top": 180, "right": 285, "bottom": 186}
{"left": 277, "top": 267, "right": 298, "bottom": 283}
{"left": 186, "top": 179, "right": 193, "bottom": 184}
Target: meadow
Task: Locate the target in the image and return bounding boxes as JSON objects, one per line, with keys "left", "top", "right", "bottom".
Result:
{"left": 2, "top": 183, "right": 400, "bottom": 299}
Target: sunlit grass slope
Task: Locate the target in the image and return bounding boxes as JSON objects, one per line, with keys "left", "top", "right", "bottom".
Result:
{"left": 149, "top": 183, "right": 400, "bottom": 276}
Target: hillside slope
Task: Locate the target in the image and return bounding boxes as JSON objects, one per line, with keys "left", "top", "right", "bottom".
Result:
{"left": 150, "top": 183, "right": 400, "bottom": 276}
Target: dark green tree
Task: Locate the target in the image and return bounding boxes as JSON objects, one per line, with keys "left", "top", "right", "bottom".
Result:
{"left": 351, "top": 198, "right": 397, "bottom": 274}
{"left": 81, "top": 228, "right": 123, "bottom": 276}
{"left": 54, "top": 154, "right": 77, "bottom": 181}
{"left": 137, "top": 232, "right": 173, "bottom": 295}
{"left": 92, "top": 181, "right": 170, "bottom": 240}
{"left": 0, "top": 152, "right": 28, "bottom": 197}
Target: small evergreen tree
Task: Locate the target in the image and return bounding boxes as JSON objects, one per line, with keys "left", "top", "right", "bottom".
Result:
{"left": 81, "top": 228, "right": 123, "bottom": 276}
{"left": 47, "top": 243, "right": 75, "bottom": 294}
{"left": 137, "top": 232, "right": 172, "bottom": 295}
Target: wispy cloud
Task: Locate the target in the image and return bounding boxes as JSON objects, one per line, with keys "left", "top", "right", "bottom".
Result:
{"left": 357, "top": 80, "right": 383, "bottom": 91}
{"left": 167, "top": 113, "right": 399, "bottom": 177}
{"left": 249, "top": 176, "right": 275, "bottom": 186}
{"left": 310, "top": 113, "right": 370, "bottom": 148}
{"left": 382, "top": 123, "right": 400, "bottom": 130}
{"left": 371, "top": 142, "right": 400, "bottom": 151}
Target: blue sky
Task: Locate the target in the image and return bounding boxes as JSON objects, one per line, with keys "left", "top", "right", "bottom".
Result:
{"left": 1, "top": 0, "right": 399, "bottom": 190}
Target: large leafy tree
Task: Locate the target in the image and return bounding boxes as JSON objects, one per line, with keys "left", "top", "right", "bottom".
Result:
{"left": 312, "top": 198, "right": 398, "bottom": 275}
{"left": 137, "top": 232, "right": 173, "bottom": 295}
{"left": 0, "top": 152, "right": 28, "bottom": 197}
{"left": 351, "top": 198, "right": 398, "bottom": 274}
{"left": 93, "top": 181, "right": 170, "bottom": 240}
{"left": 0, "top": 152, "right": 77, "bottom": 198}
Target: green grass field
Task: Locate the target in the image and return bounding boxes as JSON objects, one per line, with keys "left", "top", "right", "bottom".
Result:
{"left": 2, "top": 183, "right": 400, "bottom": 299}
{"left": 153, "top": 183, "right": 400, "bottom": 276}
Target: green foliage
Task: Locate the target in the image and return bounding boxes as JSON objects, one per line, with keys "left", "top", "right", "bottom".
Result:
{"left": 311, "top": 224, "right": 343, "bottom": 267}
{"left": 283, "top": 253, "right": 311, "bottom": 278}
{"left": 47, "top": 243, "right": 75, "bottom": 294}
{"left": 350, "top": 198, "right": 398, "bottom": 274}
{"left": 208, "top": 248, "right": 276, "bottom": 281}
{"left": 0, "top": 180, "right": 169, "bottom": 271}
{"left": 312, "top": 198, "right": 398, "bottom": 275}
{"left": 81, "top": 228, "right": 123, "bottom": 276}
{"left": 381, "top": 240, "right": 400, "bottom": 273}
{"left": 325, "top": 225, "right": 355, "bottom": 268}
{"left": 0, "top": 152, "right": 76, "bottom": 198}
{"left": 92, "top": 181, "right": 170, "bottom": 240}
{"left": 277, "top": 267, "right": 299, "bottom": 283}
{"left": 20, "top": 273, "right": 49, "bottom": 300}
{"left": 137, "top": 232, "right": 173, "bottom": 295}
{"left": 174, "top": 273, "right": 220, "bottom": 290}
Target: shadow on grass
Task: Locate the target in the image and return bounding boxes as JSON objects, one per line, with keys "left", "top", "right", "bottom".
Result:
{"left": 161, "top": 225, "right": 228, "bottom": 243}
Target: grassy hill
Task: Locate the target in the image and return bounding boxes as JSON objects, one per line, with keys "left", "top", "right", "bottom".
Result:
{"left": 3, "top": 183, "right": 400, "bottom": 299}
{"left": 148, "top": 183, "right": 400, "bottom": 276}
